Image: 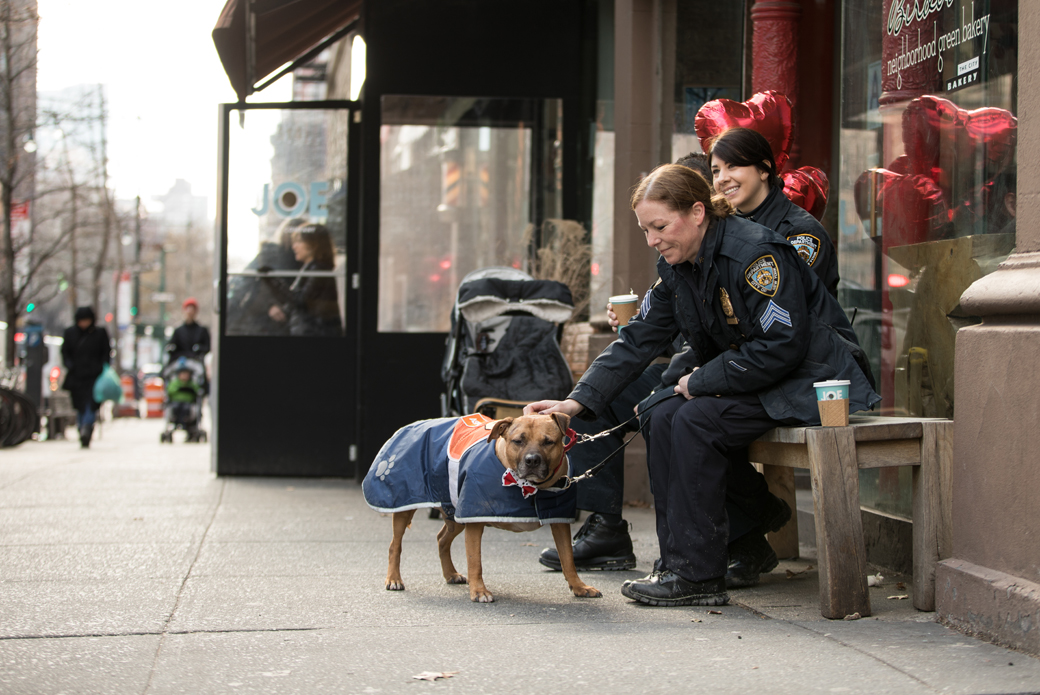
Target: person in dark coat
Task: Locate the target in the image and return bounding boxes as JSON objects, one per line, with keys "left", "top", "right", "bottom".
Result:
{"left": 166, "top": 298, "right": 211, "bottom": 363}
{"left": 526, "top": 164, "right": 878, "bottom": 607}
{"left": 266, "top": 224, "right": 342, "bottom": 337}
{"left": 61, "top": 306, "right": 111, "bottom": 448}
{"left": 709, "top": 127, "right": 840, "bottom": 297}
{"left": 226, "top": 218, "right": 304, "bottom": 336}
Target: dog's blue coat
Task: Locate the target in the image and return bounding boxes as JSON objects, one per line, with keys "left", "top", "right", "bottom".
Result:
{"left": 362, "top": 416, "right": 577, "bottom": 524}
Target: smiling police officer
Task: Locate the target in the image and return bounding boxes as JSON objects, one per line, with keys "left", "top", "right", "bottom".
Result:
{"left": 525, "top": 164, "right": 879, "bottom": 607}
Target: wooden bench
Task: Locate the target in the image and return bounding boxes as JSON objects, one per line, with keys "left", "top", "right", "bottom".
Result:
{"left": 748, "top": 416, "right": 953, "bottom": 620}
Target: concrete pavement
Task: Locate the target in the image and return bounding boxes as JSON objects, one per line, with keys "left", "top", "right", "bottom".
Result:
{"left": 1, "top": 417, "right": 1039, "bottom": 694}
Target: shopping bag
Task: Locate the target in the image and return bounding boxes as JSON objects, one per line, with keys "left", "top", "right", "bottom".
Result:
{"left": 92, "top": 364, "right": 123, "bottom": 403}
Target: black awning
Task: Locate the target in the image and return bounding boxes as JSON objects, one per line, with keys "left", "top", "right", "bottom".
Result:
{"left": 213, "top": 0, "right": 361, "bottom": 101}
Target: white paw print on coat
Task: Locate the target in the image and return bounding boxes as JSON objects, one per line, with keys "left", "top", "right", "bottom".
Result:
{"left": 375, "top": 455, "right": 397, "bottom": 480}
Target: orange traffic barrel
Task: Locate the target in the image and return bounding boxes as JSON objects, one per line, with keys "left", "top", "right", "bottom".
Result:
{"left": 116, "top": 374, "right": 139, "bottom": 417}
{"left": 144, "top": 376, "right": 165, "bottom": 418}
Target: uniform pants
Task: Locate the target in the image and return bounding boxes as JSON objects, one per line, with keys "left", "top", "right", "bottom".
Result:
{"left": 569, "top": 364, "right": 666, "bottom": 516}
{"left": 647, "top": 393, "right": 781, "bottom": 582}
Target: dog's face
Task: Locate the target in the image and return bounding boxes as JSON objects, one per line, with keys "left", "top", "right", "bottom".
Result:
{"left": 487, "top": 413, "right": 572, "bottom": 485}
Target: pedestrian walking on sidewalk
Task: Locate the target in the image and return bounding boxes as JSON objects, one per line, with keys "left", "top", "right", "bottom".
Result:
{"left": 61, "top": 306, "right": 111, "bottom": 448}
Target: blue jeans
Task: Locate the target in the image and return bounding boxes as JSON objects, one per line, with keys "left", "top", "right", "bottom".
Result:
{"left": 76, "top": 402, "right": 97, "bottom": 430}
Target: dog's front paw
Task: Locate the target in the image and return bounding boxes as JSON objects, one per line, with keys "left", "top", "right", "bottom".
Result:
{"left": 573, "top": 585, "right": 602, "bottom": 598}
{"left": 385, "top": 579, "right": 405, "bottom": 591}
{"left": 445, "top": 573, "right": 467, "bottom": 585}
{"left": 470, "top": 588, "right": 495, "bottom": 603}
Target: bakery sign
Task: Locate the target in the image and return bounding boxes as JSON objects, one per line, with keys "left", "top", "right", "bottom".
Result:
{"left": 883, "top": 0, "right": 992, "bottom": 95}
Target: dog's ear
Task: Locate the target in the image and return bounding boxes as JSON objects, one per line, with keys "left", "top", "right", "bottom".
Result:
{"left": 550, "top": 411, "right": 572, "bottom": 434}
{"left": 487, "top": 418, "right": 514, "bottom": 442}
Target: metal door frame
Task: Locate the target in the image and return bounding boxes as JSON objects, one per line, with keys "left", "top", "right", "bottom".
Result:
{"left": 213, "top": 99, "right": 361, "bottom": 475}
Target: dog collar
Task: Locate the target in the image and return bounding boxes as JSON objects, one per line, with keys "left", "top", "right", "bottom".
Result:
{"left": 502, "top": 433, "right": 575, "bottom": 497}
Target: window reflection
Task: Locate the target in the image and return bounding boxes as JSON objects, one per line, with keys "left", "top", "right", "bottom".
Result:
{"left": 839, "top": 0, "right": 1017, "bottom": 517}
{"left": 378, "top": 96, "right": 561, "bottom": 333}
{"left": 225, "top": 108, "right": 347, "bottom": 337}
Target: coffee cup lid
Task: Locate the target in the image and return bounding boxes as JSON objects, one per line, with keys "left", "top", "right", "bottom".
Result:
{"left": 813, "top": 380, "right": 851, "bottom": 388}
{"left": 609, "top": 294, "right": 639, "bottom": 303}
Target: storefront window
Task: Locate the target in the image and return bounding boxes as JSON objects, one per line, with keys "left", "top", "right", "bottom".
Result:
{"left": 671, "top": 2, "right": 745, "bottom": 162}
{"left": 839, "top": 0, "right": 1017, "bottom": 515}
{"left": 378, "top": 96, "right": 562, "bottom": 333}
{"left": 225, "top": 108, "right": 348, "bottom": 337}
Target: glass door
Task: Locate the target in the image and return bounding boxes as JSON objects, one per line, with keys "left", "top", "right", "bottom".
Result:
{"left": 214, "top": 101, "right": 359, "bottom": 476}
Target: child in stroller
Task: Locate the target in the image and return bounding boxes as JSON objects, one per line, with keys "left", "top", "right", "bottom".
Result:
{"left": 160, "top": 357, "right": 208, "bottom": 443}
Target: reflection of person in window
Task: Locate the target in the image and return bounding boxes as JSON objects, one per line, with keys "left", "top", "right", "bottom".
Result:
{"left": 225, "top": 218, "right": 304, "bottom": 335}
{"left": 267, "top": 224, "right": 343, "bottom": 336}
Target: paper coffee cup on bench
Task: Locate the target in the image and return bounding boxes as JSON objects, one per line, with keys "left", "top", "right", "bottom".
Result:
{"left": 609, "top": 293, "right": 640, "bottom": 326}
{"left": 813, "top": 380, "right": 850, "bottom": 427}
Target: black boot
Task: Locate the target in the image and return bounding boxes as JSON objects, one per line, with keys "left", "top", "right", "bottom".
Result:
{"left": 725, "top": 533, "right": 779, "bottom": 588}
{"left": 79, "top": 423, "right": 92, "bottom": 449}
{"left": 539, "top": 513, "right": 636, "bottom": 571}
{"left": 621, "top": 571, "right": 729, "bottom": 607}
{"left": 759, "top": 495, "right": 792, "bottom": 535}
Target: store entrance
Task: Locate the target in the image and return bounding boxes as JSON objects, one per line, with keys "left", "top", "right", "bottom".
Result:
{"left": 214, "top": 101, "right": 359, "bottom": 476}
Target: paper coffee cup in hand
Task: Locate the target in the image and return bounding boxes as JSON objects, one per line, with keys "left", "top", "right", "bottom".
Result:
{"left": 813, "top": 380, "right": 850, "bottom": 426}
{"left": 609, "top": 293, "right": 640, "bottom": 326}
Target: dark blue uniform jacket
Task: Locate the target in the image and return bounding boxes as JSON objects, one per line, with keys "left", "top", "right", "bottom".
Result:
{"left": 363, "top": 416, "right": 577, "bottom": 525}
{"left": 572, "top": 215, "right": 880, "bottom": 425}
{"left": 738, "top": 185, "right": 840, "bottom": 298}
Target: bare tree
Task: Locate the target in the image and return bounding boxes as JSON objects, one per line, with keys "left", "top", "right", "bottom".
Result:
{"left": 0, "top": 0, "right": 37, "bottom": 366}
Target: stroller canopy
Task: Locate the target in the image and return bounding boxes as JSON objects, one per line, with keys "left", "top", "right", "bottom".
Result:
{"left": 442, "top": 268, "right": 575, "bottom": 416}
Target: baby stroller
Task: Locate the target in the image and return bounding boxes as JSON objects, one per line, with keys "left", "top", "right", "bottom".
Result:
{"left": 441, "top": 267, "right": 576, "bottom": 419}
{"left": 160, "top": 357, "right": 208, "bottom": 443}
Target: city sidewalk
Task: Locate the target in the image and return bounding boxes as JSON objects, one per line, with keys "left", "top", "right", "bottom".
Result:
{"left": 1, "top": 417, "right": 1038, "bottom": 695}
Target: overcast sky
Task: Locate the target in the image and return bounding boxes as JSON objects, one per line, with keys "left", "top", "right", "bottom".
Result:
{"left": 36, "top": 0, "right": 291, "bottom": 218}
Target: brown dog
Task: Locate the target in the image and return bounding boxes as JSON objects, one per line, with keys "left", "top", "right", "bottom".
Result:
{"left": 382, "top": 412, "right": 601, "bottom": 603}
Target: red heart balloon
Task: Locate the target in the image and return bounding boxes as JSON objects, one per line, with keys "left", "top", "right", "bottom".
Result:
{"left": 782, "top": 167, "right": 829, "bottom": 221}
{"left": 694, "top": 90, "right": 794, "bottom": 172}
{"left": 902, "top": 96, "right": 1017, "bottom": 189}
{"left": 853, "top": 168, "right": 951, "bottom": 249}
{"left": 878, "top": 173, "right": 952, "bottom": 250}
{"left": 962, "top": 107, "right": 1017, "bottom": 180}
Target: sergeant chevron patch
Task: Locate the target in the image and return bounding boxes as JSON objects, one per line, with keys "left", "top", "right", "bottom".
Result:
{"left": 788, "top": 234, "right": 821, "bottom": 267}
{"left": 759, "top": 300, "right": 793, "bottom": 332}
{"left": 745, "top": 255, "right": 780, "bottom": 297}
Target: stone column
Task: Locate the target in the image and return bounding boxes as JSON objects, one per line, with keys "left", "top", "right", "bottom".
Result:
{"left": 934, "top": 4, "right": 1040, "bottom": 657}
{"left": 612, "top": 0, "right": 670, "bottom": 299}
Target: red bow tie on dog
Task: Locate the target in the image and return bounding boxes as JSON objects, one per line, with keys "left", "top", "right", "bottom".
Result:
{"left": 502, "top": 469, "right": 538, "bottom": 498}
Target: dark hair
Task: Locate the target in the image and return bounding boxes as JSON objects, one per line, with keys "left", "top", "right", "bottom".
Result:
{"left": 708, "top": 127, "right": 784, "bottom": 189}
{"left": 630, "top": 163, "right": 732, "bottom": 220}
{"left": 291, "top": 224, "right": 336, "bottom": 266}
{"left": 74, "top": 306, "right": 95, "bottom": 323}
{"left": 674, "top": 152, "right": 712, "bottom": 188}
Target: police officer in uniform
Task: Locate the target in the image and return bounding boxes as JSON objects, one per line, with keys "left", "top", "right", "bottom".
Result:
{"left": 526, "top": 164, "right": 878, "bottom": 606}
{"left": 711, "top": 127, "right": 839, "bottom": 297}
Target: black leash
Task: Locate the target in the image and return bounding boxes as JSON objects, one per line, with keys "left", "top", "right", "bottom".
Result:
{"left": 560, "top": 391, "right": 681, "bottom": 489}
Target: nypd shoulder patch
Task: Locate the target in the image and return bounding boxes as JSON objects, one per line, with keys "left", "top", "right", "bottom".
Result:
{"left": 745, "top": 255, "right": 780, "bottom": 297}
{"left": 788, "top": 233, "right": 821, "bottom": 267}
{"left": 759, "top": 300, "right": 793, "bottom": 332}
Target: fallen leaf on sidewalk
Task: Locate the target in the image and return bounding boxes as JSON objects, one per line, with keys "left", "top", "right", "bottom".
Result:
{"left": 691, "top": 618, "right": 702, "bottom": 622}
{"left": 521, "top": 542, "right": 536, "bottom": 546}
{"left": 413, "top": 671, "right": 458, "bottom": 682}
{"left": 887, "top": 594, "right": 909, "bottom": 600}
{"left": 843, "top": 612, "right": 861, "bottom": 621}
{"left": 785, "top": 565, "right": 814, "bottom": 579}
{"left": 707, "top": 610, "right": 723, "bottom": 615}
{"left": 895, "top": 582, "right": 906, "bottom": 590}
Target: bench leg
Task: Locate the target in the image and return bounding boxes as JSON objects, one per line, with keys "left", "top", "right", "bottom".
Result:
{"left": 806, "top": 427, "right": 871, "bottom": 619}
{"left": 762, "top": 466, "right": 799, "bottom": 559}
{"left": 911, "top": 420, "right": 954, "bottom": 611}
